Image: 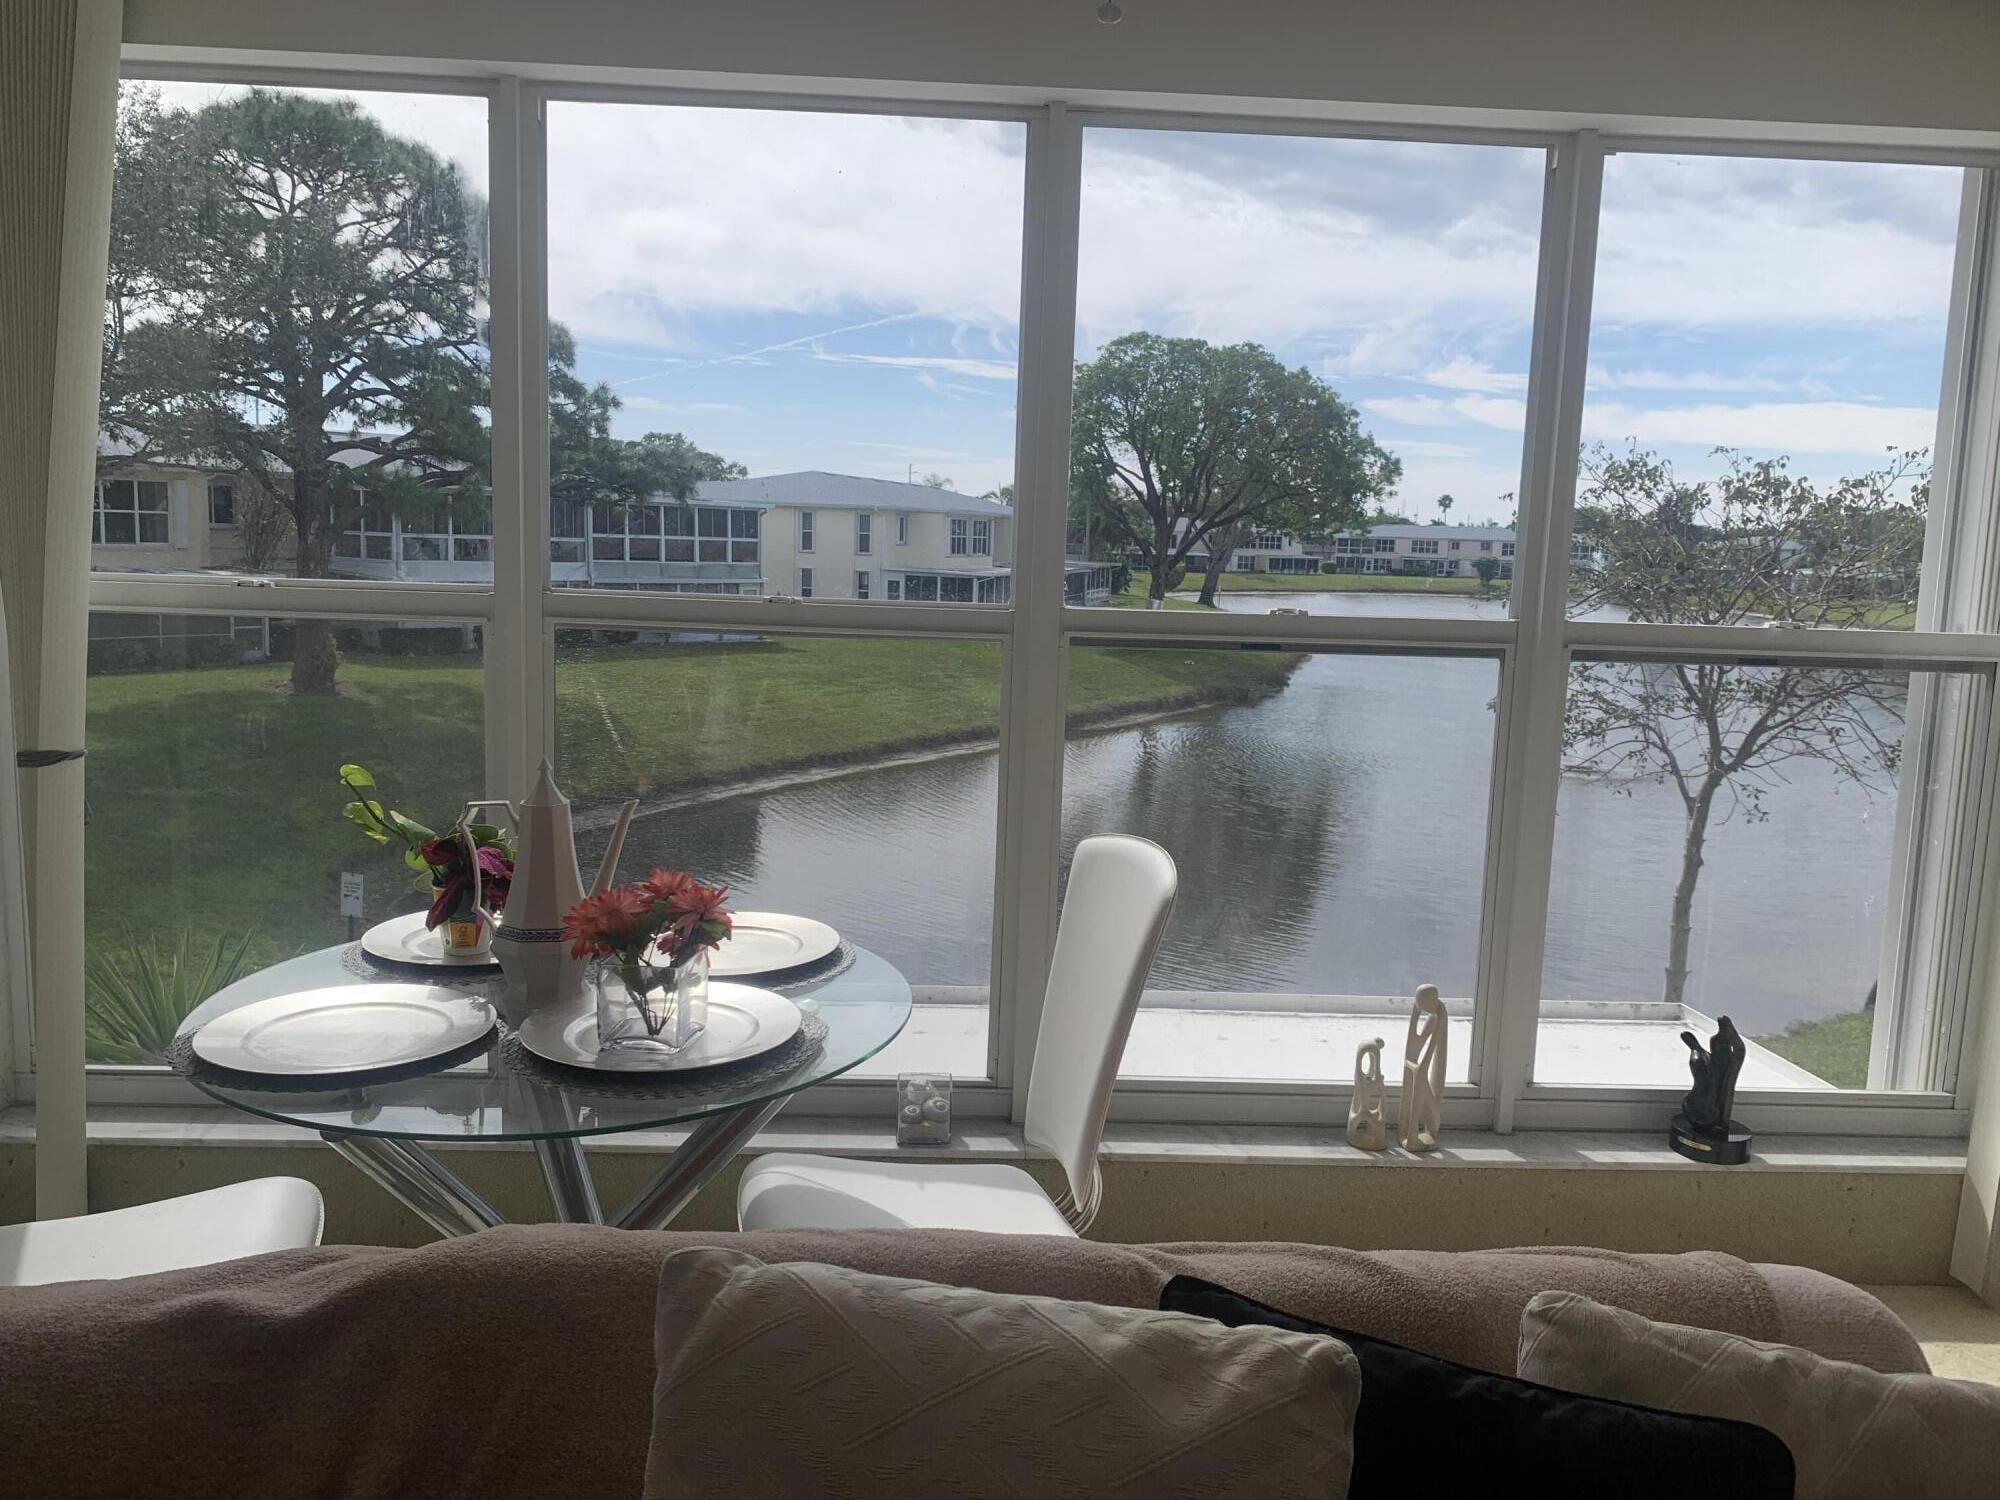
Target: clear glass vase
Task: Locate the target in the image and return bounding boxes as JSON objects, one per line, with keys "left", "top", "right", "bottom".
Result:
{"left": 591, "top": 950, "right": 709, "bottom": 1055}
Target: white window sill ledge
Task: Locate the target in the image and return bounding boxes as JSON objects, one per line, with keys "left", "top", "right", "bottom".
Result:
{"left": 0, "top": 1107, "right": 1966, "bottom": 1175}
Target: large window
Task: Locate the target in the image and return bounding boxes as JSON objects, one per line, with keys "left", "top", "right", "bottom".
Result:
{"left": 95, "top": 81, "right": 489, "bottom": 583}
{"left": 554, "top": 631, "right": 1001, "bottom": 1077}
{"left": 1064, "top": 641, "right": 1497, "bottom": 1082}
{"left": 93, "top": 479, "right": 169, "bottom": 545}
{"left": 82, "top": 612, "right": 484, "bottom": 1063}
{"left": 68, "top": 70, "right": 2000, "bottom": 1136}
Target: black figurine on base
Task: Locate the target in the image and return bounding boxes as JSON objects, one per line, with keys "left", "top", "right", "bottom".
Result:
{"left": 1669, "top": 1016, "right": 1753, "bottom": 1165}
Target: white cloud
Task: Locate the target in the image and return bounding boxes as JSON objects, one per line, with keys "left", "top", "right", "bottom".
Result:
{"left": 1364, "top": 394, "right": 1528, "bottom": 432}
{"left": 621, "top": 397, "right": 746, "bottom": 416}
{"left": 1581, "top": 400, "right": 1937, "bottom": 455}
{"left": 1420, "top": 358, "right": 1530, "bottom": 395}
{"left": 1587, "top": 365, "right": 1799, "bottom": 394}
{"left": 813, "top": 351, "right": 1018, "bottom": 381}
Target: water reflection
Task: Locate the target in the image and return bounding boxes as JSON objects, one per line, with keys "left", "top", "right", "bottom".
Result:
{"left": 562, "top": 590, "right": 1902, "bottom": 1038}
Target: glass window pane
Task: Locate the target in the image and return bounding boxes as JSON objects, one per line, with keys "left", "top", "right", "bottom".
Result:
{"left": 85, "top": 613, "right": 484, "bottom": 1064}
{"left": 1063, "top": 638, "right": 1498, "bottom": 1081}
{"left": 98, "top": 81, "right": 488, "bottom": 580}
{"left": 1574, "top": 154, "right": 1963, "bottom": 629}
{"left": 1073, "top": 128, "right": 1543, "bottom": 612}
{"left": 546, "top": 102, "right": 1023, "bottom": 604}
{"left": 1540, "top": 657, "right": 1983, "bottom": 1091}
{"left": 554, "top": 630, "right": 1000, "bottom": 1076}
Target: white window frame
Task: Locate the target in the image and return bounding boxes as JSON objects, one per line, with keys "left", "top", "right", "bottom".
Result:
{"left": 897, "top": 512, "right": 910, "bottom": 545}
{"left": 949, "top": 517, "right": 970, "bottom": 555}
{"left": 207, "top": 481, "right": 236, "bottom": 526}
{"left": 797, "top": 565, "right": 813, "bottom": 598}
{"left": 972, "top": 518, "right": 992, "bottom": 555}
{"left": 93, "top": 477, "right": 170, "bottom": 546}
{"left": 32, "top": 62, "right": 1998, "bottom": 1144}
{"left": 856, "top": 512, "right": 872, "bottom": 555}
{"left": 856, "top": 569, "right": 870, "bottom": 599}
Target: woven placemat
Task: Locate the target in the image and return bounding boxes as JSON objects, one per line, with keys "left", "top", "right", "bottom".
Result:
{"left": 497, "top": 1010, "right": 830, "bottom": 1102}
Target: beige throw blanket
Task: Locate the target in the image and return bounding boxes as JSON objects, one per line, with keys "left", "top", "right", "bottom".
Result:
{"left": 0, "top": 1226, "right": 1786, "bottom": 1499}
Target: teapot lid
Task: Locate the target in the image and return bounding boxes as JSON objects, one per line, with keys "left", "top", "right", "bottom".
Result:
{"left": 520, "top": 757, "right": 570, "bottom": 809}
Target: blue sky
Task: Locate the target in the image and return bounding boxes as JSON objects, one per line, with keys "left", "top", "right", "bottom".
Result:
{"left": 150, "top": 85, "right": 1966, "bottom": 519}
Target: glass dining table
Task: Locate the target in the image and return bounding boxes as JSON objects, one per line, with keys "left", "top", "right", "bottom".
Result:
{"left": 171, "top": 942, "right": 912, "bottom": 1236}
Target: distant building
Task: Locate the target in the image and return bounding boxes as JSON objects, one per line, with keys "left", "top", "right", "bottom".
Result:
{"left": 88, "top": 447, "right": 1116, "bottom": 609}
{"left": 1327, "top": 523, "right": 1521, "bottom": 578}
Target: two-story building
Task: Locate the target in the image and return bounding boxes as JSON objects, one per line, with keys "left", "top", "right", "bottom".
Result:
{"left": 89, "top": 451, "right": 1116, "bottom": 633}
{"left": 1327, "top": 523, "right": 1521, "bottom": 577}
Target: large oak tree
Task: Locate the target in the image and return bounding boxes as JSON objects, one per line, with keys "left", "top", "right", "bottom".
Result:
{"left": 102, "top": 87, "right": 735, "bottom": 692}
{"left": 1069, "top": 333, "right": 1399, "bottom": 607}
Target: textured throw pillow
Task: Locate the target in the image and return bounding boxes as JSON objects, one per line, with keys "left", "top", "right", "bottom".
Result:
{"left": 1160, "top": 1275, "right": 1795, "bottom": 1500}
{"left": 1518, "top": 1289, "right": 2000, "bottom": 1500}
{"left": 645, "top": 1247, "right": 1362, "bottom": 1499}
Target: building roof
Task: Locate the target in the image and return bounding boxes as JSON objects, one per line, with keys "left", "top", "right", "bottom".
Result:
{"left": 694, "top": 471, "right": 1012, "bottom": 517}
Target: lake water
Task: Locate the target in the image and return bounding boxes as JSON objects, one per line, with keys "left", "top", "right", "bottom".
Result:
{"left": 591, "top": 591, "right": 1909, "bottom": 1039}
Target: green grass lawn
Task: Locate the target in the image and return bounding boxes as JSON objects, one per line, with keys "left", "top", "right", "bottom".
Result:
{"left": 85, "top": 636, "right": 1297, "bottom": 1029}
{"left": 1755, "top": 1009, "right": 1872, "bottom": 1089}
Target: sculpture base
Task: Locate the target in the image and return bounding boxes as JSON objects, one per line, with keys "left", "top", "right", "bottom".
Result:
{"left": 1668, "top": 1113, "right": 1752, "bottom": 1166}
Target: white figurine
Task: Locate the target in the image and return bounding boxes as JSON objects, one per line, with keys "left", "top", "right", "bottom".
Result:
{"left": 1347, "top": 1037, "right": 1389, "bottom": 1150}
{"left": 1400, "top": 984, "right": 1447, "bottom": 1153}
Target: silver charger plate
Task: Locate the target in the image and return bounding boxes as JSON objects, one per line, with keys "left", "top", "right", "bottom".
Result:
{"left": 515, "top": 982, "right": 803, "bottom": 1073}
{"left": 192, "top": 984, "right": 497, "bottom": 1076}
{"left": 360, "top": 909, "right": 500, "bottom": 971}
{"left": 700, "top": 912, "right": 841, "bottom": 978}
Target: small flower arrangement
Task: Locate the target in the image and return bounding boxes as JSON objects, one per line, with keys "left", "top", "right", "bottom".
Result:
{"left": 564, "top": 870, "right": 732, "bottom": 1053}
{"left": 339, "top": 763, "right": 514, "bottom": 932}
{"left": 563, "top": 868, "right": 732, "bottom": 969}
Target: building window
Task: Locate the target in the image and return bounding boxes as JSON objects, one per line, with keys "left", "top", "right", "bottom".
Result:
{"left": 1411, "top": 538, "right": 1440, "bottom": 555}
{"left": 1480, "top": 542, "right": 1493, "bottom": 553}
{"left": 730, "top": 507, "right": 761, "bottom": 563}
{"left": 797, "top": 566, "right": 813, "bottom": 598}
{"left": 207, "top": 483, "right": 236, "bottom": 525}
{"left": 887, "top": 578, "right": 903, "bottom": 600}
{"left": 856, "top": 570, "right": 870, "bottom": 599}
{"left": 1373, "top": 537, "right": 1397, "bottom": 554}
{"left": 1250, "top": 529, "right": 1284, "bottom": 549}
{"left": 697, "top": 506, "right": 729, "bottom": 562}
{"left": 897, "top": 513, "right": 910, "bottom": 545}
{"left": 971, "top": 519, "right": 992, "bottom": 555}
{"left": 857, "top": 513, "right": 872, "bottom": 555}
{"left": 1449, "top": 540, "right": 1461, "bottom": 552}
{"left": 93, "top": 479, "right": 169, "bottom": 545}
{"left": 950, "top": 518, "right": 969, "bottom": 556}
{"left": 1500, "top": 542, "right": 1515, "bottom": 558}
{"left": 799, "top": 510, "right": 815, "bottom": 553}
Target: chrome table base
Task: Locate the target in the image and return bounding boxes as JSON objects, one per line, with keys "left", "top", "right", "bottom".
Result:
{"left": 319, "top": 1096, "right": 790, "bottom": 1234}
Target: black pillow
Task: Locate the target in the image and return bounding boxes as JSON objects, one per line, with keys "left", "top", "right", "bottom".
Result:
{"left": 1160, "top": 1276, "right": 1795, "bottom": 1500}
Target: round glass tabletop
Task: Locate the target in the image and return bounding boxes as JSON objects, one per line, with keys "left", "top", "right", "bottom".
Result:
{"left": 173, "top": 941, "right": 912, "bottom": 1142}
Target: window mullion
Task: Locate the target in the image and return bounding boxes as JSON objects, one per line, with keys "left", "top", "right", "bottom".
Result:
{"left": 487, "top": 78, "right": 551, "bottom": 802}
{"left": 995, "top": 102, "right": 1083, "bottom": 1114}
{"left": 1482, "top": 133, "right": 1604, "bottom": 1131}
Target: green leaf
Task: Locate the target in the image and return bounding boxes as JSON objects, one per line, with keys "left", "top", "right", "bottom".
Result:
{"left": 338, "top": 763, "right": 377, "bottom": 791}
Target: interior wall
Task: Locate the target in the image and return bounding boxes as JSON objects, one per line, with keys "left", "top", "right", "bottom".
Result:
{"left": 122, "top": 0, "right": 2000, "bottom": 140}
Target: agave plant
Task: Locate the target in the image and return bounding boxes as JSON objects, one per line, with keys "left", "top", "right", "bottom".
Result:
{"left": 84, "top": 925, "right": 262, "bottom": 1066}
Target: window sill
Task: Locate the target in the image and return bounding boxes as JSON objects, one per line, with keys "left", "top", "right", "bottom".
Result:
{"left": 0, "top": 1106, "right": 1966, "bottom": 1174}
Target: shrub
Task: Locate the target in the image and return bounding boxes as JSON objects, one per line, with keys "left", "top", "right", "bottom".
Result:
{"left": 84, "top": 924, "right": 262, "bottom": 1065}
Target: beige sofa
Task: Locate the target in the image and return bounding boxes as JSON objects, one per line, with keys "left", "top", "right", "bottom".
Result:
{"left": 0, "top": 1225, "right": 1927, "bottom": 1499}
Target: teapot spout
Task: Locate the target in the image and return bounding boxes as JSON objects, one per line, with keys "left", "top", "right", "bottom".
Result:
{"left": 590, "top": 799, "right": 639, "bottom": 895}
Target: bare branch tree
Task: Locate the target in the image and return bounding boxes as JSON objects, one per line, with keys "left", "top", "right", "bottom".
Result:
{"left": 1564, "top": 444, "right": 1925, "bottom": 1006}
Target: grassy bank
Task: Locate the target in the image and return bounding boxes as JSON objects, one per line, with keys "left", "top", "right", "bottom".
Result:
{"left": 1113, "top": 568, "right": 1498, "bottom": 603}
{"left": 1755, "top": 1009, "right": 1872, "bottom": 1089}
{"left": 85, "top": 636, "right": 1299, "bottom": 998}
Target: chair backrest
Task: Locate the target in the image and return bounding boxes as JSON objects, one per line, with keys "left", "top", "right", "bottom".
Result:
{"left": 1023, "top": 835, "right": 1178, "bottom": 1223}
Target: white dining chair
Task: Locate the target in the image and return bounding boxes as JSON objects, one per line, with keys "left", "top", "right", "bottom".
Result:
{"left": 0, "top": 1177, "right": 325, "bottom": 1287}
{"left": 737, "top": 834, "right": 1177, "bottom": 1236}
